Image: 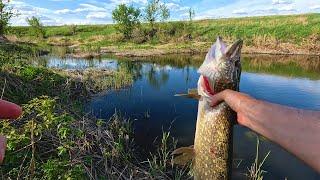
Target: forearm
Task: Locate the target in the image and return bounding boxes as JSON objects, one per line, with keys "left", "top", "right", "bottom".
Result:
{"left": 238, "top": 94, "right": 320, "bottom": 172}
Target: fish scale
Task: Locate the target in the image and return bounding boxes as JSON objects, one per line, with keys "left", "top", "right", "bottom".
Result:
{"left": 194, "top": 102, "right": 234, "bottom": 179}
{"left": 172, "top": 37, "right": 243, "bottom": 180}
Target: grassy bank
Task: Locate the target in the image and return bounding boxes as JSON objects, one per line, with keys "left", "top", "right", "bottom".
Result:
{"left": 0, "top": 43, "right": 192, "bottom": 179}
{"left": 7, "top": 13, "right": 320, "bottom": 57}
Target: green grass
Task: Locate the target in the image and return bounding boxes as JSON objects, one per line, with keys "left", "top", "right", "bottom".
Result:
{"left": 0, "top": 42, "right": 190, "bottom": 179}
{"left": 7, "top": 13, "right": 320, "bottom": 52}
{"left": 194, "top": 13, "right": 320, "bottom": 43}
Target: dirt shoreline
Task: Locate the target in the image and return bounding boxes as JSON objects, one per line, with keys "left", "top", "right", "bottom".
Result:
{"left": 69, "top": 45, "right": 320, "bottom": 58}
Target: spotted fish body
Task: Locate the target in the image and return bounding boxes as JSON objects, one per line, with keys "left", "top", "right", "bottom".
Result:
{"left": 194, "top": 101, "right": 234, "bottom": 179}
{"left": 173, "top": 37, "right": 243, "bottom": 180}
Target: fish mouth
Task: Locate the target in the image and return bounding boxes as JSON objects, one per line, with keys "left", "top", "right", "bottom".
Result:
{"left": 175, "top": 37, "right": 243, "bottom": 100}
{"left": 199, "top": 37, "right": 243, "bottom": 96}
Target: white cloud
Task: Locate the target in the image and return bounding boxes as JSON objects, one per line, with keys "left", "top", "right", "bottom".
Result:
{"left": 272, "top": 0, "right": 293, "bottom": 5}
{"left": 55, "top": 9, "right": 72, "bottom": 14}
{"left": 278, "top": 5, "right": 296, "bottom": 11}
{"left": 73, "top": 3, "right": 107, "bottom": 13}
{"left": 195, "top": 0, "right": 318, "bottom": 20}
{"left": 232, "top": 9, "right": 248, "bottom": 15}
{"left": 310, "top": 5, "right": 320, "bottom": 10}
{"left": 166, "top": 2, "right": 180, "bottom": 9}
{"left": 86, "top": 12, "right": 109, "bottom": 19}
{"left": 8, "top": 1, "right": 58, "bottom": 26}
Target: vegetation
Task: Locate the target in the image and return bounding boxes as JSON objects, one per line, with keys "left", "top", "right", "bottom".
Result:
{"left": 70, "top": 24, "right": 77, "bottom": 36}
{"left": 246, "top": 138, "right": 270, "bottom": 180}
{"left": 242, "top": 55, "right": 320, "bottom": 80}
{"left": 0, "top": 1, "right": 317, "bottom": 178}
{"left": 0, "top": 42, "right": 192, "bottom": 179}
{"left": 0, "top": 0, "right": 14, "bottom": 37}
{"left": 6, "top": 13, "right": 319, "bottom": 56}
{"left": 144, "top": 0, "right": 170, "bottom": 29}
{"left": 112, "top": 4, "right": 140, "bottom": 39}
{"left": 188, "top": 8, "right": 195, "bottom": 22}
{"left": 26, "top": 16, "right": 46, "bottom": 39}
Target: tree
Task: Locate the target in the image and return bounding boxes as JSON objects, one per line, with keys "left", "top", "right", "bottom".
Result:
{"left": 0, "top": 0, "right": 14, "bottom": 37}
{"left": 160, "top": 3, "right": 169, "bottom": 22}
{"left": 145, "top": 0, "right": 170, "bottom": 30}
{"left": 188, "top": 8, "right": 195, "bottom": 22}
{"left": 112, "top": 4, "right": 140, "bottom": 39}
{"left": 184, "top": 8, "right": 195, "bottom": 40}
{"left": 70, "top": 24, "right": 77, "bottom": 35}
{"left": 26, "top": 16, "right": 45, "bottom": 38}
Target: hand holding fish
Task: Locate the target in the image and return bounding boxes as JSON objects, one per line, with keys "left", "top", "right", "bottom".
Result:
{"left": 173, "top": 37, "right": 320, "bottom": 179}
{"left": 173, "top": 37, "right": 243, "bottom": 179}
{"left": 209, "top": 89, "right": 252, "bottom": 126}
{"left": 210, "top": 89, "right": 320, "bottom": 173}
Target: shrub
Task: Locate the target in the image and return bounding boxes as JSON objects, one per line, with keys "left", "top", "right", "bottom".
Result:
{"left": 0, "top": 1, "right": 14, "bottom": 36}
{"left": 112, "top": 4, "right": 140, "bottom": 39}
{"left": 26, "top": 16, "right": 46, "bottom": 39}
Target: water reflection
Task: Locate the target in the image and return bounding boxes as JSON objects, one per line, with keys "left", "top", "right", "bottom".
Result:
{"left": 34, "top": 54, "right": 320, "bottom": 179}
{"left": 242, "top": 55, "right": 320, "bottom": 79}
{"left": 33, "top": 55, "right": 118, "bottom": 70}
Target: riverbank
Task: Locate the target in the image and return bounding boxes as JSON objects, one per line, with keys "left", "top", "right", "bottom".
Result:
{"left": 0, "top": 42, "right": 189, "bottom": 179}
{"left": 7, "top": 13, "right": 320, "bottom": 58}
{"left": 68, "top": 41, "right": 320, "bottom": 58}
{"left": 8, "top": 34, "right": 320, "bottom": 58}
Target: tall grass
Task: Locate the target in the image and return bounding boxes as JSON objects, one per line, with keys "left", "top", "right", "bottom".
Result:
{"left": 246, "top": 138, "right": 271, "bottom": 180}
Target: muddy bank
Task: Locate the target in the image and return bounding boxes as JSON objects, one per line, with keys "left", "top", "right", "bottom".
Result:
{"left": 68, "top": 43, "right": 320, "bottom": 58}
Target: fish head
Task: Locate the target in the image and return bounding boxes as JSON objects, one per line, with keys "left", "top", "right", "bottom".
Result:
{"left": 198, "top": 37, "right": 243, "bottom": 97}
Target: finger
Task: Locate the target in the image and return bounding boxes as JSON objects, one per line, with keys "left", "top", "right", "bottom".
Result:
{"left": 209, "top": 91, "right": 225, "bottom": 107}
{"left": 0, "top": 136, "right": 6, "bottom": 164}
{"left": 0, "top": 100, "right": 22, "bottom": 119}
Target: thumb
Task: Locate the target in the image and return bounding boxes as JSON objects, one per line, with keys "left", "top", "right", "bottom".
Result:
{"left": 209, "top": 91, "right": 226, "bottom": 107}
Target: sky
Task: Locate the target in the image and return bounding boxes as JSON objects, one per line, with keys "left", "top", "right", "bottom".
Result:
{"left": 7, "top": 0, "right": 320, "bottom": 26}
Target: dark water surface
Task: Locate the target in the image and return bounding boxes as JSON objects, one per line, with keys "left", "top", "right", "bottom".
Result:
{"left": 36, "top": 54, "right": 320, "bottom": 179}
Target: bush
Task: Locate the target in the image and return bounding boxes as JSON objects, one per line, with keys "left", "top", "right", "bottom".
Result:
{"left": 0, "top": 1, "right": 14, "bottom": 36}
{"left": 131, "top": 27, "right": 148, "bottom": 44}
{"left": 26, "top": 16, "right": 45, "bottom": 39}
{"left": 112, "top": 4, "right": 140, "bottom": 39}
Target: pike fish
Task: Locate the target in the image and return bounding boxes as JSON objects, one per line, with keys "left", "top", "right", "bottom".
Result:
{"left": 173, "top": 37, "right": 243, "bottom": 180}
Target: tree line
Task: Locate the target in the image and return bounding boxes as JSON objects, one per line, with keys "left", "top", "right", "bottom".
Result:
{"left": 112, "top": 0, "right": 196, "bottom": 42}
{"left": 0, "top": 0, "right": 195, "bottom": 42}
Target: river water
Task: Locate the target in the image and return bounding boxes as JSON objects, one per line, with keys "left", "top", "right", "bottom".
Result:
{"left": 35, "top": 54, "right": 320, "bottom": 180}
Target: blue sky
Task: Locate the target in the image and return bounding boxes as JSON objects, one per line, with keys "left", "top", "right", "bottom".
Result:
{"left": 8, "top": 0, "right": 320, "bottom": 26}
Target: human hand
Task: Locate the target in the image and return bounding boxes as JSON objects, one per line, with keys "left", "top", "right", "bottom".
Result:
{"left": 0, "top": 100, "right": 22, "bottom": 164}
{"left": 209, "top": 89, "right": 254, "bottom": 126}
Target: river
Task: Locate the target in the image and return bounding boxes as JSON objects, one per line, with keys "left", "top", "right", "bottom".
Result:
{"left": 34, "top": 53, "right": 320, "bottom": 180}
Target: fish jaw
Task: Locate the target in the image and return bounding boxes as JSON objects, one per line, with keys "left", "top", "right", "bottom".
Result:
{"left": 198, "top": 37, "right": 243, "bottom": 98}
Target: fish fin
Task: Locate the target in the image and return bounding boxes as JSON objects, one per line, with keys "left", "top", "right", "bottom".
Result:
{"left": 188, "top": 88, "right": 198, "bottom": 95}
{"left": 171, "top": 146, "right": 195, "bottom": 166}
{"left": 175, "top": 89, "right": 200, "bottom": 100}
